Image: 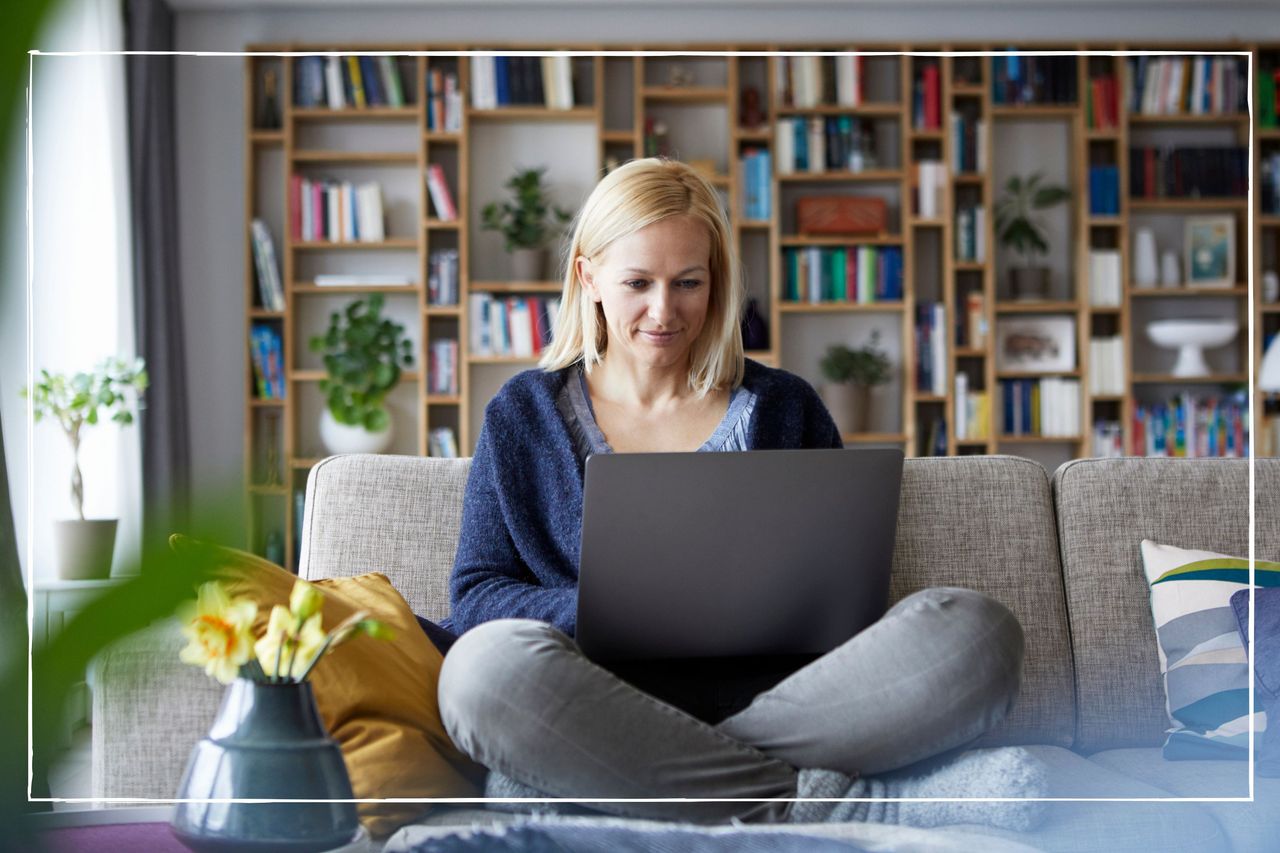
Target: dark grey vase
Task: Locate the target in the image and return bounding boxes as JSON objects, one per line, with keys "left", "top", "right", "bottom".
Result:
{"left": 171, "top": 679, "right": 359, "bottom": 853}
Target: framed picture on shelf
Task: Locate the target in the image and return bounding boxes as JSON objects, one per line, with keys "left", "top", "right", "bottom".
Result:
{"left": 995, "top": 315, "right": 1076, "bottom": 372}
{"left": 1183, "top": 215, "right": 1235, "bottom": 288}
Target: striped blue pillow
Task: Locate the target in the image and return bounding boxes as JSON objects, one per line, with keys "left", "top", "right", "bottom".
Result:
{"left": 1140, "top": 540, "right": 1280, "bottom": 760}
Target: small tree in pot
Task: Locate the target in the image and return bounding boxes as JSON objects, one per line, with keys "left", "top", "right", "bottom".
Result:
{"left": 819, "top": 331, "right": 892, "bottom": 436}
{"left": 480, "top": 166, "right": 573, "bottom": 282}
{"left": 23, "top": 356, "right": 148, "bottom": 579}
{"left": 309, "top": 294, "right": 414, "bottom": 454}
{"left": 995, "top": 171, "right": 1070, "bottom": 301}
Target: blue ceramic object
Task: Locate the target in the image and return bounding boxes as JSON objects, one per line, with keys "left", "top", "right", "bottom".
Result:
{"left": 171, "top": 679, "right": 359, "bottom": 853}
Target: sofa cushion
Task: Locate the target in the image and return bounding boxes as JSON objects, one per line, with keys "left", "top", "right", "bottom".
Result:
{"left": 1089, "top": 747, "right": 1280, "bottom": 852}
{"left": 299, "top": 454, "right": 472, "bottom": 620}
{"left": 1051, "top": 458, "right": 1280, "bottom": 754}
{"left": 1231, "top": 586, "right": 1280, "bottom": 774}
{"left": 893, "top": 456, "right": 1075, "bottom": 749}
{"left": 1139, "top": 540, "right": 1277, "bottom": 759}
{"left": 174, "top": 537, "right": 487, "bottom": 837}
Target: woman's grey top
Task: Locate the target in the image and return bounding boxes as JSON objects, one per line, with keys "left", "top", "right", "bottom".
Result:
{"left": 556, "top": 363, "right": 758, "bottom": 461}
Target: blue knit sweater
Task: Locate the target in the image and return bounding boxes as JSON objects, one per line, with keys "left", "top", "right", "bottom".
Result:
{"left": 444, "top": 358, "right": 842, "bottom": 638}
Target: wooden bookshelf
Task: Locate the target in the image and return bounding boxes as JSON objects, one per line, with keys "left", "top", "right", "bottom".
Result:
{"left": 243, "top": 43, "right": 1269, "bottom": 569}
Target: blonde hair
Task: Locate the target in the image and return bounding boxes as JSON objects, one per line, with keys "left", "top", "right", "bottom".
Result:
{"left": 538, "top": 157, "right": 744, "bottom": 395}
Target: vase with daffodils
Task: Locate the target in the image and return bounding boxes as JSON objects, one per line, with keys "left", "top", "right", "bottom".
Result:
{"left": 170, "top": 577, "right": 389, "bottom": 853}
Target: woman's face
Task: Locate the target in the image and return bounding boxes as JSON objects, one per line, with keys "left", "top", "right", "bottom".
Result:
{"left": 577, "top": 214, "right": 714, "bottom": 374}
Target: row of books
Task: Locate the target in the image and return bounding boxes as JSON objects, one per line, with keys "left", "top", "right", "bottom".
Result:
{"left": 912, "top": 63, "right": 941, "bottom": 131}
{"left": 949, "top": 113, "right": 986, "bottom": 174}
{"left": 953, "top": 373, "right": 990, "bottom": 441}
{"left": 915, "top": 302, "right": 947, "bottom": 396}
{"left": 774, "top": 116, "right": 878, "bottom": 175}
{"left": 1087, "top": 165, "right": 1121, "bottom": 215}
{"left": 289, "top": 177, "right": 386, "bottom": 243}
{"left": 427, "top": 339, "right": 459, "bottom": 395}
{"left": 1000, "top": 378, "right": 1081, "bottom": 438}
{"left": 991, "top": 55, "right": 1077, "bottom": 105}
{"left": 1262, "top": 152, "right": 1280, "bottom": 216}
{"left": 468, "top": 294, "right": 561, "bottom": 357}
{"left": 1087, "top": 250, "right": 1123, "bottom": 307}
{"left": 1084, "top": 74, "right": 1120, "bottom": 130}
{"left": 250, "top": 324, "right": 285, "bottom": 400}
{"left": 914, "top": 160, "right": 945, "bottom": 219}
{"left": 469, "top": 56, "right": 576, "bottom": 110}
{"left": 1125, "top": 57, "right": 1246, "bottom": 116}
{"left": 1091, "top": 421, "right": 1124, "bottom": 458}
{"left": 428, "top": 249, "right": 461, "bottom": 306}
{"left": 429, "top": 427, "right": 460, "bottom": 458}
{"left": 293, "top": 55, "right": 408, "bottom": 109}
{"left": 957, "top": 291, "right": 989, "bottom": 349}
{"left": 954, "top": 205, "right": 987, "bottom": 262}
{"left": 425, "top": 164, "right": 459, "bottom": 221}
{"left": 782, "top": 246, "right": 904, "bottom": 304}
{"left": 250, "top": 219, "right": 284, "bottom": 311}
{"left": 1260, "top": 70, "right": 1280, "bottom": 129}
{"left": 775, "top": 55, "right": 867, "bottom": 109}
{"left": 1131, "top": 393, "right": 1249, "bottom": 457}
{"left": 739, "top": 148, "right": 773, "bottom": 221}
{"left": 426, "top": 68, "right": 463, "bottom": 132}
{"left": 1088, "top": 337, "right": 1125, "bottom": 396}
{"left": 1127, "top": 146, "right": 1247, "bottom": 200}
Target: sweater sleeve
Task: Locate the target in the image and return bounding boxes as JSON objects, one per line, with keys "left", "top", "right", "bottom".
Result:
{"left": 447, "top": 416, "right": 578, "bottom": 636}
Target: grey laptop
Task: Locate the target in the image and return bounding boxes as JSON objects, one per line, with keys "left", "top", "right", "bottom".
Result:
{"left": 576, "top": 448, "right": 904, "bottom": 663}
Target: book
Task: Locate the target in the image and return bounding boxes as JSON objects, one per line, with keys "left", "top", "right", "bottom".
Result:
{"left": 250, "top": 219, "right": 284, "bottom": 311}
{"left": 425, "top": 164, "right": 458, "bottom": 220}
{"left": 379, "top": 56, "right": 404, "bottom": 107}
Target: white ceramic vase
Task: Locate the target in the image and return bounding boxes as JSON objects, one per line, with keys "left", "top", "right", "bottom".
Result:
{"left": 1160, "top": 251, "right": 1181, "bottom": 288}
{"left": 1133, "top": 228, "right": 1158, "bottom": 289}
{"left": 319, "top": 408, "right": 393, "bottom": 455}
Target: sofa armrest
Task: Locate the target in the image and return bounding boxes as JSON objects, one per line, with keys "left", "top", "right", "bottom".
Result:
{"left": 91, "top": 620, "right": 225, "bottom": 799}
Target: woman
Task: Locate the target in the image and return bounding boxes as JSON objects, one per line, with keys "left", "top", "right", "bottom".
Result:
{"left": 436, "top": 158, "right": 1046, "bottom": 828}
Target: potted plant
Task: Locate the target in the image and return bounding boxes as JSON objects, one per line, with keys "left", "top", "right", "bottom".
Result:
{"left": 995, "top": 171, "right": 1070, "bottom": 301}
{"left": 480, "top": 166, "right": 573, "bottom": 282}
{"left": 22, "top": 357, "right": 148, "bottom": 580}
{"left": 308, "top": 294, "right": 413, "bottom": 455}
{"left": 819, "top": 332, "right": 892, "bottom": 435}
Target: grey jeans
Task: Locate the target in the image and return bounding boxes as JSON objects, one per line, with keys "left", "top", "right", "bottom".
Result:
{"left": 437, "top": 587, "right": 1024, "bottom": 823}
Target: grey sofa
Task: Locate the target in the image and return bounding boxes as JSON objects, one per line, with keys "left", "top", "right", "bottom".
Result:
{"left": 94, "top": 454, "right": 1280, "bottom": 852}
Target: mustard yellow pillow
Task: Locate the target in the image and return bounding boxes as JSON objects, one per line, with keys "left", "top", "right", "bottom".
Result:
{"left": 170, "top": 535, "right": 485, "bottom": 838}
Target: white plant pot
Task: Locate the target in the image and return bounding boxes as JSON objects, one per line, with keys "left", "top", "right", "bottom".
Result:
{"left": 54, "top": 519, "right": 117, "bottom": 580}
{"left": 319, "top": 408, "right": 393, "bottom": 455}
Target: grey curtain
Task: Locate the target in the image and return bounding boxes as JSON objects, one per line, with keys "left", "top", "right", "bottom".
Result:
{"left": 125, "top": 0, "right": 190, "bottom": 557}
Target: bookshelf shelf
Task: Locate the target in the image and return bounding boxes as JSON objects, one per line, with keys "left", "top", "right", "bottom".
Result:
{"left": 780, "top": 234, "right": 903, "bottom": 247}
{"left": 467, "top": 106, "right": 597, "bottom": 121}
{"left": 293, "top": 107, "right": 419, "bottom": 121}
{"left": 778, "top": 170, "right": 904, "bottom": 183}
{"left": 997, "top": 370, "right": 1083, "bottom": 379}
{"left": 291, "top": 150, "right": 418, "bottom": 163}
{"left": 293, "top": 239, "right": 419, "bottom": 250}
{"left": 776, "top": 103, "right": 902, "bottom": 117}
{"left": 1128, "top": 286, "right": 1248, "bottom": 297}
{"left": 1128, "top": 198, "right": 1248, "bottom": 211}
{"left": 241, "top": 44, "right": 1274, "bottom": 570}
{"left": 1130, "top": 374, "right": 1248, "bottom": 384}
{"left": 778, "top": 302, "right": 905, "bottom": 314}
{"left": 469, "top": 281, "right": 562, "bottom": 292}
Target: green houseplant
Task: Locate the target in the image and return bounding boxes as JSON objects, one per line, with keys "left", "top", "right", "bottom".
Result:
{"left": 308, "top": 294, "right": 413, "bottom": 454}
{"left": 22, "top": 356, "right": 148, "bottom": 579}
{"left": 995, "top": 171, "right": 1070, "bottom": 301}
{"left": 480, "top": 166, "right": 572, "bottom": 282}
{"left": 819, "top": 332, "right": 892, "bottom": 436}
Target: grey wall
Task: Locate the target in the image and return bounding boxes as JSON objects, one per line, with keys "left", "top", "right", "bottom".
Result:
{"left": 173, "top": 3, "right": 1279, "bottom": 545}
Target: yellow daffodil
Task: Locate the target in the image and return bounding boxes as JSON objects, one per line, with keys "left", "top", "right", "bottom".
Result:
{"left": 255, "top": 604, "right": 326, "bottom": 681}
{"left": 288, "top": 579, "right": 324, "bottom": 621}
{"left": 176, "top": 581, "right": 258, "bottom": 685}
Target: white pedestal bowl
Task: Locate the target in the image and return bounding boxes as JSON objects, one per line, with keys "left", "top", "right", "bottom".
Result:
{"left": 1145, "top": 318, "right": 1239, "bottom": 378}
